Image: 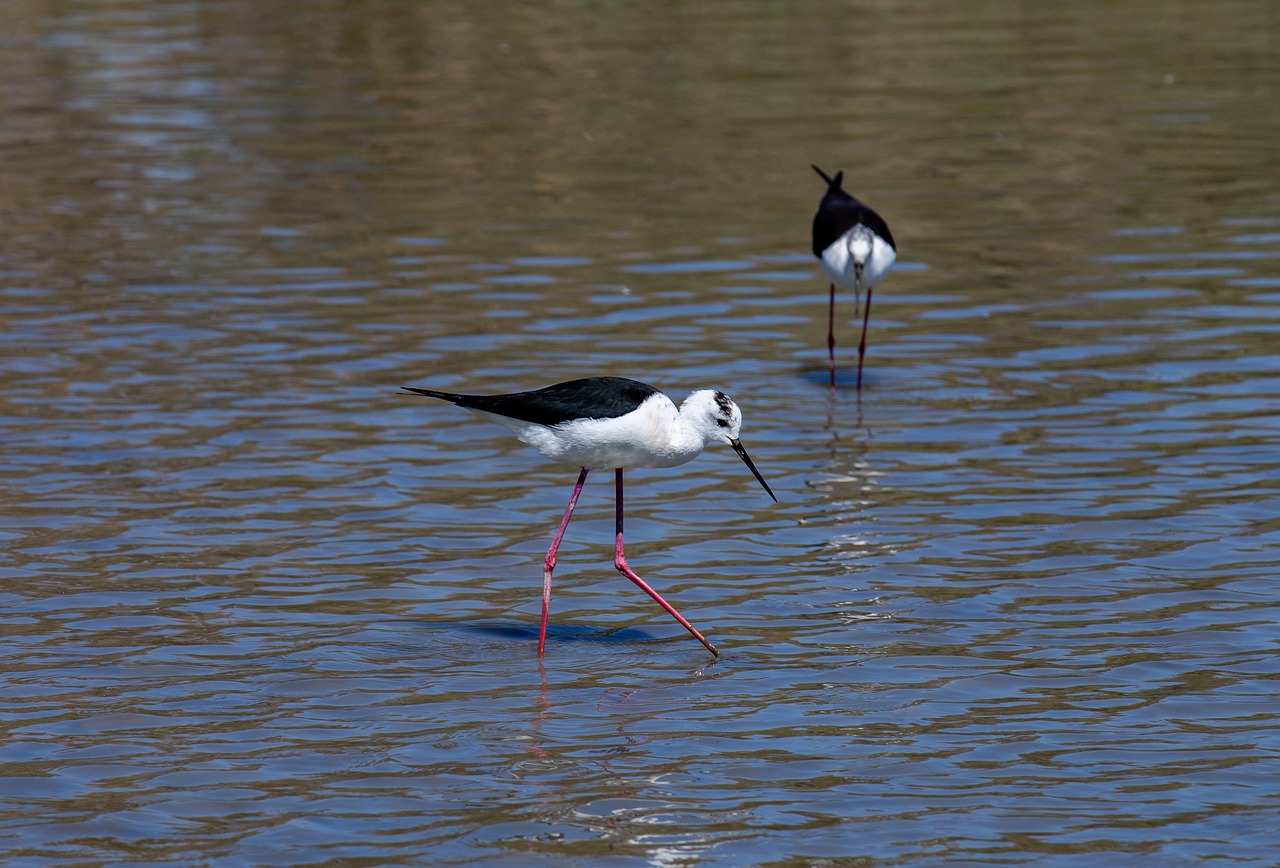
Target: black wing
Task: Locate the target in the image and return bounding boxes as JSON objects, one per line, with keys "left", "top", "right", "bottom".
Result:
{"left": 402, "top": 377, "right": 659, "bottom": 427}
{"left": 811, "top": 165, "right": 896, "bottom": 256}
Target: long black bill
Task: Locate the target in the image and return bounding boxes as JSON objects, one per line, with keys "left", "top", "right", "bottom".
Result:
{"left": 730, "top": 438, "right": 777, "bottom": 502}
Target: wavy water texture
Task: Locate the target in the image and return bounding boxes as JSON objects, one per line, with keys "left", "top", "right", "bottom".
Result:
{"left": 2, "top": 0, "right": 1279, "bottom": 864}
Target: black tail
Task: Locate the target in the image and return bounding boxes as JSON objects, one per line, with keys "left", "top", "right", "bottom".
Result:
{"left": 812, "top": 164, "right": 843, "bottom": 190}
{"left": 401, "top": 386, "right": 463, "bottom": 404}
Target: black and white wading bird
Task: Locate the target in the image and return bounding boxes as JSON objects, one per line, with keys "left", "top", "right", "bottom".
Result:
{"left": 402, "top": 376, "right": 776, "bottom": 657}
{"left": 811, "top": 164, "right": 897, "bottom": 391}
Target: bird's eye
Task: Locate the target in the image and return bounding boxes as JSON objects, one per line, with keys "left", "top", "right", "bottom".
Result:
{"left": 716, "top": 418, "right": 731, "bottom": 428}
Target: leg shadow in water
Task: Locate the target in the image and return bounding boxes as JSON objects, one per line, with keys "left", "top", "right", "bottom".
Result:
{"left": 375, "top": 619, "right": 724, "bottom": 662}
{"left": 460, "top": 620, "right": 676, "bottom": 648}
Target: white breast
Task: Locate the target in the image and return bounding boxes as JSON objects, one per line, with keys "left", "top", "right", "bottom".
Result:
{"left": 472, "top": 393, "right": 708, "bottom": 470}
{"left": 820, "top": 226, "right": 897, "bottom": 290}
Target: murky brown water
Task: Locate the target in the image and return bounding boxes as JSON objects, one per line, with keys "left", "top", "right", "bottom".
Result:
{"left": 3, "top": 0, "right": 1279, "bottom": 864}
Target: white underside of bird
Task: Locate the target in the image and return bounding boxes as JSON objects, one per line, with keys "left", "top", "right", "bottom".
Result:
{"left": 471, "top": 390, "right": 733, "bottom": 470}
{"left": 819, "top": 225, "right": 898, "bottom": 295}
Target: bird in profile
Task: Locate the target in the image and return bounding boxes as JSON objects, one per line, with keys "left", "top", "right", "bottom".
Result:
{"left": 811, "top": 164, "right": 897, "bottom": 391}
{"left": 402, "top": 376, "right": 776, "bottom": 657}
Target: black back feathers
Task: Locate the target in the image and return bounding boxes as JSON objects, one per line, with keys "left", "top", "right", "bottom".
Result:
{"left": 811, "top": 164, "right": 896, "bottom": 257}
{"left": 402, "top": 377, "right": 660, "bottom": 427}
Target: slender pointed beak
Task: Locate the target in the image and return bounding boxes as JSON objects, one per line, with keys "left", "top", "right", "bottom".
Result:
{"left": 730, "top": 438, "right": 777, "bottom": 502}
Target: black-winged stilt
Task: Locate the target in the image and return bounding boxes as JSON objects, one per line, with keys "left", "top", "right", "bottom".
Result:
{"left": 811, "top": 164, "right": 897, "bottom": 391}
{"left": 402, "top": 376, "right": 776, "bottom": 657}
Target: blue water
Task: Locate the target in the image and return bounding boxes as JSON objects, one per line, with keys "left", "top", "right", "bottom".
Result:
{"left": 2, "top": 0, "right": 1280, "bottom": 864}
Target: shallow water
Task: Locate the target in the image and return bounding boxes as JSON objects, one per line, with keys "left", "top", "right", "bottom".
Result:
{"left": 3, "top": 0, "right": 1280, "bottom": 864}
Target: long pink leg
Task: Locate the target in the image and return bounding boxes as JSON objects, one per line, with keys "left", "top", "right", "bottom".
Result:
{"left": 827, "top": 282, "right": 837, "bottom": 392}
{"left": 856, "top": 284, "right": 874, "bottom": 391}
{"left": 612, "top": 468, "right": 719, "bottom": 657}
{"left": 539, "top": 467, "right": 589, "bottom": 655}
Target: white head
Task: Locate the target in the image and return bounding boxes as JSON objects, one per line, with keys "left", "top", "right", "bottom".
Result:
{"left": 679, "top": 389, "right": 775, "bottom": 501}
{"left": 681, "top": 389, "right": 743, "bottom": 443}
{"left": 848, "top": 223, "right": 897, "bottom": 288}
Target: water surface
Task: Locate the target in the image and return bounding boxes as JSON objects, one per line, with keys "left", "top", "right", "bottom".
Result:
{"left": 2, "top": 0, "right": 1280, "bottom": 864}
